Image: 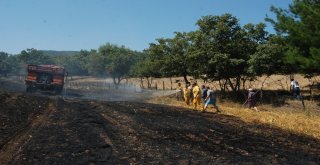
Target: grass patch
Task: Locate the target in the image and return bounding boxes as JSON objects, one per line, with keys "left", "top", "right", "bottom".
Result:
{"left": 147, "top": 96, "right": 320, "bottom": 140}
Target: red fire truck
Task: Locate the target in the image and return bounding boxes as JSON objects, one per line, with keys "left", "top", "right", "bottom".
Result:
{"left": 25, "top": 64, "right": 66, "bottom": 94}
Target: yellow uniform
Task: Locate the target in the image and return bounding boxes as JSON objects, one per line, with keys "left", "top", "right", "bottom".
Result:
{"left": 192, "top": 85, "right": 204, "bottom": 111}
{"left": 183, "top": 87, "right": 190, "bottom": 105}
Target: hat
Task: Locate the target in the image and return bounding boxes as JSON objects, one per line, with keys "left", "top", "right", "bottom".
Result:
{"left": 248, "top": 88, "right": 253, "bottom": 91}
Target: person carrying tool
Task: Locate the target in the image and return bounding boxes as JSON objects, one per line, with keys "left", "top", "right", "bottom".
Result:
{"left": 192, "top": 81, "right": 204, "bottom": 112}
{"left": 246, "top": 88, "right": 258, "bottom": 111}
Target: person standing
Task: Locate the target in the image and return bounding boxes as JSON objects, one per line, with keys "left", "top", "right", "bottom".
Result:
{"left": 290, "top": 78, "right": 301, "bottom": 99}
{"left": 204, "top": 87, "right": 220, "bottom": 112}
{"left": 201, "top": 85, "right": 208, "bottom": 107}
{"left": 192, "top": 82, "right": 204, "bottom": 112}
{"left": 247, "top": 88, "right": 258, "bottom": 111}
{"left": 183, "top": 83, "right": 191, "bottom": 106}
{"left": 176, "top": 82, "right": 183, "bottom": 101}
{"left": 188, "top": 82, "right": 193, "bottom": 101}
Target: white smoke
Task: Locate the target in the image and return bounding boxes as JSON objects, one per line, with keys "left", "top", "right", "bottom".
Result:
{"left": 63, "top": 79, "right": 178, "bottom": 102}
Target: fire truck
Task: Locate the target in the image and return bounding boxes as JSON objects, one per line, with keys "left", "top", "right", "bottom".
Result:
{"left": 25, "top": 64, "right": 66, "bottom": 94}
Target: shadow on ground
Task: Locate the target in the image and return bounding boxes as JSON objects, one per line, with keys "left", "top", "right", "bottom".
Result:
{"left": 0, "top": 91, "right": 319, "bottom": 164}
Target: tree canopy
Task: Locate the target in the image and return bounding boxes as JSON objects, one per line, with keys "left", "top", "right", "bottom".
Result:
{"left": 2, "top": 0, "right": 319, "bottom": 90}
{"left": 267, "top": 0, "right": 320, "bottom": 74}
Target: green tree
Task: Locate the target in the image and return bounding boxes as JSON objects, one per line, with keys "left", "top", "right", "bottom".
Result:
{"left": 99, "top": 43, "right": 136, "bottom": 84}
{"left": 18, "top": 48, "right": 53, "bottom": 65}
{"left": 147, "top": 32, "right": 192, "bottom": 83}
{"left": 0, "top": 52, "right": 10, "bottom": 76}
{"left": 54, "top": 55, "right": 87, "bottom": 76}
{"left": 86, "top": 49, "right": 106, "bottom": 76}
{"left": 6, "top": 55, "right": 21, "bottom": 74}
{"left": 267, "top": 0, "right": 320, "bottom": 73}
{"left": 248, "top": 38, "right": 285, "bottom": 77}
{"left": 165, "top": 32, "right": 191, "bottom": 83}
{"left": 15, "top": 48, "right": 53, "bottom": 75}
{"left": 190, "top": 14, "right": 269, "bottom": 92}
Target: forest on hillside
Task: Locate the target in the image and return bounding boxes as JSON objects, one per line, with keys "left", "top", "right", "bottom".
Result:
{"left": 0, "top": 0, "right": 319, "bottom": 91}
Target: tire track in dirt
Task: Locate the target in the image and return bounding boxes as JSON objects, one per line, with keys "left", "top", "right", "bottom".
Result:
{"left": 6, "top": 97, "right": 115, "bottom": 164}
{"left": 1, "top": 91, "right": 320, "bottom": 164}
{"left": 0, "top": 96, "right": 58, "bottom": 164}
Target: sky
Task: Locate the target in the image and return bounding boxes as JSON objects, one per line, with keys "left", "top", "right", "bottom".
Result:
{"left": 0, "top": 0, "right": 292, "bottom": 54}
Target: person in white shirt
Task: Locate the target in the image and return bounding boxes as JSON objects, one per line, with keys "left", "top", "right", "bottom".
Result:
{"left": 290, "top": 78, "right": 301, "bottom": 99}
{"left": 204, "top": 87, "right": 220, "bottom": 113}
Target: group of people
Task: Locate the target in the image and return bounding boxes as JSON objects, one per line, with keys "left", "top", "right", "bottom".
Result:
{"left": 176, "top": 81, "right": 220, "bottom": 113}
{"left": 175, "top": 78, "right": 301, "bottom": 113}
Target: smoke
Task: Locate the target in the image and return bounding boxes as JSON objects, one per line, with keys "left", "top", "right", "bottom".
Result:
{"left": 63, "top": 78, "right": 178, "bottom": 102}
{"left": 0, "top": 76, "right": 178, "bottom": 102}
{"left": 0, "top": 76, "right": 26, "bottom": 92}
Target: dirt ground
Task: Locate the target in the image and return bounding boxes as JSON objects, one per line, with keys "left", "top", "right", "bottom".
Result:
{"left": 0, "top": 77, "right": 320, "bottom": 164}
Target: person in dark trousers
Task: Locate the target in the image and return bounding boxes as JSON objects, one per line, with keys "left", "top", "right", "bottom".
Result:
{"left": 247, "top": 88, "right": 258, "bottom": 111}
{"left": 204, "top": 86, "right": 220, "bottom": 112}
{"left": 201, "top": 85, "right": 208, "bottom": 106}
{"left": 290, "top": 78, "right": 301, "bottom": 99}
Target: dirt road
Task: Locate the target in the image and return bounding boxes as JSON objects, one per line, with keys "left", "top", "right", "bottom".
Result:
{"left": 0, "top": 90, "right": 320, "bottom": 164}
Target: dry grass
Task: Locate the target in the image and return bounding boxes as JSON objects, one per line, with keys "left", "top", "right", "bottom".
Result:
{"left": 66, "top": 75, "right": 320, "bottom": 139}
{"left": 147, "top": 96, "right": 320, "bottom": 140}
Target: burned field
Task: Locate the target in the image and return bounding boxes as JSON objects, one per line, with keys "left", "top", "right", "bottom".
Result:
{"left": 0, "top": 90, "right": 320, "bottom": 164}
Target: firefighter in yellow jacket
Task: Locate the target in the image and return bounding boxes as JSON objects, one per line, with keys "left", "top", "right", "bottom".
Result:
{"left": 183, "top": 82, "right": 191, "bottom": 105}
{"left": 192, "top": 81, "right": 204, "bottom": 112}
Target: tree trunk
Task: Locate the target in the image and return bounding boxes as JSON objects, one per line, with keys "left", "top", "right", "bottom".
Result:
{"left": 183, "top": 75, "right": 189, "bottom": 84}
{"left": 259, "top": 76, "right": 270, "bottom": 100}
{"left": 140, "top": 77, "right": 144, "bottom": 88}
{"left": 218, "top": 80, "right": 224, "bottom": 92}
{"left": 242, "top": 78, "right": 247, "bottom": 90}
{"left": 223, "top": 79, "right": 228, "bottom": 92}
{"left": 235, "top": 76, "right": 241, "bottom": 92}
{"left": 112, "top": 76, "right": 116, "bottom": 85}
{"left": 163, "top": 81, "right": 165, "bottom": 90}
{"left": 146, "top": 77, "right": 151, "bottom": 88}
{"left": 227, "top": 78, "right": 236, "bottom": 92}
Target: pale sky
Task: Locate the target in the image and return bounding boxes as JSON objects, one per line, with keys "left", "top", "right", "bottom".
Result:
{"left": 0, "top": 0, "right": 291, "bottom": 54}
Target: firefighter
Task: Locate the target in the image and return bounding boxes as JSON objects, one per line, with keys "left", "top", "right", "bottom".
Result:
{"left": 183, "top": 82, "right": 191, "bottom": 106}
{"left": 192, "top": 81, "right": 204, "bottom": 112}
